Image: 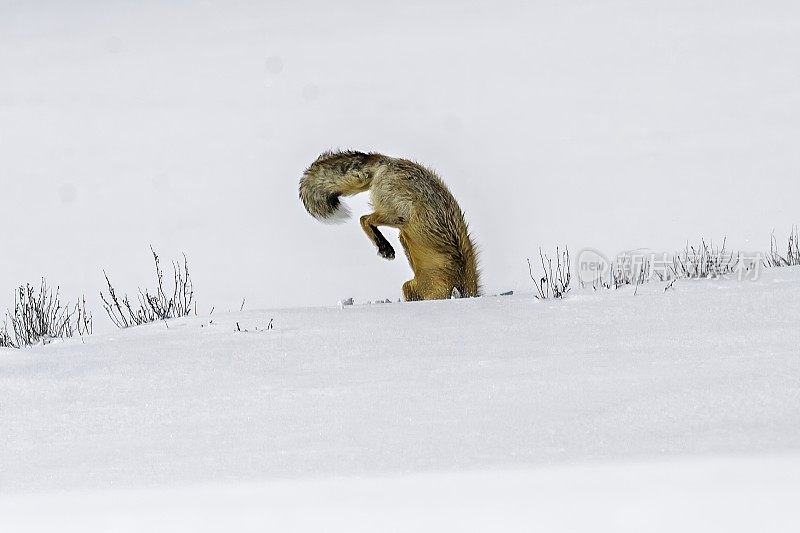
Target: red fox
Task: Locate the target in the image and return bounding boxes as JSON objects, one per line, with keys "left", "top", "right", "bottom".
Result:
{"left": 299, "top": 150, "right": 480, "bottom": 301}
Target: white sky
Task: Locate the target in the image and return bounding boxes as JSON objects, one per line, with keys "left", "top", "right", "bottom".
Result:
{"left": 1, "top": 0, "right": 799, "bottom": 325}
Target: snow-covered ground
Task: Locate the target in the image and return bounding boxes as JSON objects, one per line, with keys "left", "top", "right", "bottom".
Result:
{"left": 3, "top": 268, "right": 800, "bottom": 531}
{"left": 3, "top": 457, "right": 799, "bottom": 532}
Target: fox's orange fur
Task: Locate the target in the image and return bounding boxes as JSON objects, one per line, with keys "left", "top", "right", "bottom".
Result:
{"left": 299, "top": 150, "right": 480, "bottom": 301}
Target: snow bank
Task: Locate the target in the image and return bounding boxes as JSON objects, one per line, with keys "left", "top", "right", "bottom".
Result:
{"left": 2, "top": 268, "right": 800, "bottom": 530}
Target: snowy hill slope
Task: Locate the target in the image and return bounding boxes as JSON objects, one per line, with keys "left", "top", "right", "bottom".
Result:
{"left": 2, "top": 268, "right": 800, "bottom": 531}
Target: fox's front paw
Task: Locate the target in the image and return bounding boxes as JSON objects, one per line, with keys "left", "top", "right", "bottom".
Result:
{"left": 378, "top": 244, "right": 395, "bottom": 260}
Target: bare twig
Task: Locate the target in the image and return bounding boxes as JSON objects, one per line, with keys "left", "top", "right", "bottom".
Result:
{"left": 768, "top": 226, "right": 800, "bottom": 267}
{"left": 670, "top": 238, "right": 740, "bottom": 279}
{"left": 4, "top": 278, "right": 90, "bottom": 348}
{"left": 101, "top": 247, "right": 196, "bottom": 329}
{"left": 0, "top": 319, "right": 14, "bottom": 348}
{"left": 528, "top": 246, "right": 571, "bottom": 299}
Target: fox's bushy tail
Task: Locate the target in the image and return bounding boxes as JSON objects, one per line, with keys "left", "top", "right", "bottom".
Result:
{"left": 299, "top": 150, "right": 377, "bottom": 222}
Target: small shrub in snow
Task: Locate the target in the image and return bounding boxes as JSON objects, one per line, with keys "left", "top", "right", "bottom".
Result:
{"left": 606, "top": 251, "right": 671, "bottom": 290}
{"left": 767, "top": 226, "right": 800, "bottom": 267}
{"left": 3, "top": 279, "right": 92, "bottom": 348}
{"left": 578, "top": 247, "right": 680, "bottom": 292}
{"left": 607, "top": 255, "right": 647, "bottom": 289}
{"left": 0, "top": 320, "right": 14, "bottom": 348}
{"left": 671, "top": 238, "right": 741, "bottom": 279}
{"left": 528, "top": 246, "right": 571, "bottom": 299}
{"left": 579, "top": 239, "right": 760, "bottom": 291}
{"left": 101, "top": 246, "right": 195, "bottom": 329}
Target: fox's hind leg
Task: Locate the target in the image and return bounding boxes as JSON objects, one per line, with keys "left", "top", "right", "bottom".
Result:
{"left": 359, "top": 213, "right": 404, "bottom": 260}
{"left": 399, "top": 232, "right": 415, "bottom": 271}
{"left": 403, "top": 275, "right": 450, "bottom": 301}
{"left": 402, "top": 279, "right": 422, "bottom": 301}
